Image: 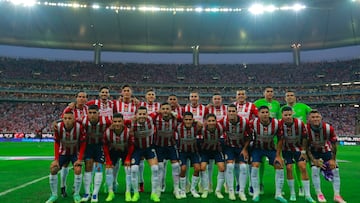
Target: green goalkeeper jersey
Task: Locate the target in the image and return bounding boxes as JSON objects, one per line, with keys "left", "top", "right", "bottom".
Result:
{"left": 254, "top": 98, "right": 281, "bottom": 119}
{"left": 280, "top": 102, "right": 312, "bottom": 124}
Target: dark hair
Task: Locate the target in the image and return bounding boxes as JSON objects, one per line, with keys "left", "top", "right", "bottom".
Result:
{"left": 122, "top": 84, "right": 132, "bottom": 90}
{"left": 205, "top": 113, "right": 216, "bottom": 120}
{"left": 161, "top": 102, "right": 170, "bottom": 106}
{"left": 258, "top": 105, "right": 269, "bottom": 111}
{"left": 99, "top": 86, "right": 109, "bottom": 92}
{"left": 88, "top": 104, "right": 99, "bottom": 111}
{"left": 281, "top": 106, "right": 293, "bottom": 113}
{"left": 136, "top": 106, "right": 148, "bottom": 113}
{"left": 76, "top": 90, "right": 87, "bottom": 97}
{"left": 183, "top": 111, "right": 193, "bottom": 118}
{"left": 309, "top": 109, "right": 319, "bottom": 114}
{"left": 113, "top": 113, "right": 124, "bottom": 119}
{"left": 227, "top": 103, "right": 237, "bottom": 109}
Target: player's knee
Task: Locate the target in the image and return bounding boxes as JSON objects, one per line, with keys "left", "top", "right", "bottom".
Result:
{"left": 50, "top": 165, "right": 60, "bottom": 175}
{"left": 74, "top": 166, "right": 82, "bottom": 175}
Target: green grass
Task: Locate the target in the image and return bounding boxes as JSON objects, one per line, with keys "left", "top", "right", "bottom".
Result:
{"left": 0, "top": 142, "right": 359, "bottom": 203}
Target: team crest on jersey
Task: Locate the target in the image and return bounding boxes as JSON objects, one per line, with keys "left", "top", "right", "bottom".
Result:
{"left": 224, "top": 154, "right": 228, "bottom": 160}
{"left": 131, "top": 158, "right": 136, "bottom": 164}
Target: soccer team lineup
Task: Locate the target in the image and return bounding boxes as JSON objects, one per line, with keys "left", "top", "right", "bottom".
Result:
{"left": 34, "top": 85, "right": 348, "bottom": 203}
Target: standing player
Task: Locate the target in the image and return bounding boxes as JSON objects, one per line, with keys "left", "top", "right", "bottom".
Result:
{"left": 152, "top": 102, "right": 181, "bottom": 198}
{"left": 254, "top": 86, "right": 281, "bottom": 195}
{"left": 306, "top": 110, "right": 347, "bottom": 203}
{"left": 233, "top": 89, "right": 258, "bottom": 195}
{"left": 177, "top": 112, "right": 203, "bottom": 199}
{"left": 103, "top": 113, "right": 134, "bottom": 202}
{"left": 137, "top": 89, "right": 161, "bottom": 192}
{"left": 129, "top": 106, "right": 160, "bottom": 202}
{"left": 280, "top": 107, "right": 316, "bottom": 203}
{"left": 59, "top": 91, "right": 88, "bottom": 198}
{"left": 168, "top": 94, "right": 184, "bottom": 119}
{"left": 220, "top": 104, "right": 250, "bottom": 201}
{"left": 112, "top": 84, "right": 137, "bottom": 192}
{"left": 81, "top": 105, "right": 112, "bottom": 203}
{"left": 199, "top": 114, "right": 225, "bottom": 199}
{"left": 86, "top": 86, "right": 114, "bottom": 119}
{"left": 46, "top": 110, "right": 86, "bottom": 203}
{"left": 280, "top": 90, "right": 312, "bottom": 197}
{"left": 206, "top": 93, "right": 227, "bottom": 193}
{"left": 250, "top": 106, "right": 287, "bottom": 203}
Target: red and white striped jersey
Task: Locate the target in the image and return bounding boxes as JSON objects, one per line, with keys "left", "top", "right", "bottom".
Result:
{"left": 251, "top": 118, "right": 282, "bottom": 150}
{"left": 131, "top": 117, "right": 155, "bottom": 149}
{"left": 233, "top": 102, "right": 258, "bottom": 120}
{"left": 280, "top": 118, "right": 306, "bottom": 152}
{"left": 200, "top": 123, "right": 224, "bottom": 151}
{"left": 62, "top": 106, "right": 88, "bottom": 122}
{"left": 87, "top": 99, "right": 114, "bottom": 119}
{"left": 113, "top": 100, "right": 137, "bottom": 121}
{"left": 139, "top": 101, "right": 161, "bottom": 115}
{"left": 208, "top": 105, "right": 227, "bottom": 121}
{"left": 177, "top": 122, "right": 200, "bottom": 153}
{"left": 220, "top": 116, "right": 249, "bottom": 148}
{"left": 172, "top": 105, "right": 184, "bottom": 120}
{"left": 82, "top": 116, "right": 112, "bottom": 144}
{"left": 184, "top": 104, "right": 208, "bottom": 123}
{"left": 54, "top": 122, "right": 86, "bottom": 160}
{"left": 153, "top": 114, "right": 178, "bottom": 147}
{"left": 306, "top": 122, "right": 337, "bottom": 153}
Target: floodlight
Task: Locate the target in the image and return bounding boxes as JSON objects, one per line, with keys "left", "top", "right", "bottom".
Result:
{"left": 92, "top": 4, "right": 100, "bottom": 9}
{"left": 248, "top": 4, "right": 264, "bottom": 15}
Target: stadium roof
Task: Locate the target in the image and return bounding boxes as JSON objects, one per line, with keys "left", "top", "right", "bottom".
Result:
{"left": 0, "top": 0, "right": 359, "bottom": 53}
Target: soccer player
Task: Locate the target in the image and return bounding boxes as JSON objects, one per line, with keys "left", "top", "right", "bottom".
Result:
{"left": 103, "top": 113, "right": 134, "bottom": 202}
{"left": 168, "top": 94, "right": 184, "bottom": 119}
{"left": 81, "top": 105, "right": 112, "bottom": 203}
{"left": 112, "top": 84, "right": 137, "bottom": 192}
{"left": 199, "top": 113, "right": 225, "bottom": 199}
{"left": 220, "top": 104, "right": 250, "bottom": 201}
{"left": 176, "top": 111, "right": 203, "bottom": 199}
{"left": 206, "top": 93, "right": 227, "bottom": 193}
{"left": 306, "top": 110, "right": 347, "bottom": 203}
{"left": 46, "top": 110, "right": 86, "bottom": 203}
{"left": 86, "top": 86, "right": 114, "bottom": 119}
{"left": 250, "top": 106, "right": 287, "bottom": 203}
{"left": 280, "top": 90, "right": 312, "bottom": 197}
{"left": 137, "top": 89, "right": 161, "bottom": 192}
{"left": 233, "top": 89, "right": 258, "bottom": 195}
{"left": 129, "top": 106, "right": 160, "bottom": 202}
{"left": 152, "top": 102, "right": 181, "bottom": 198}
{"left": 254, "top": 86, "right": 281, "bottom": 195}
{"left": 59, "top": 91, "right": 88, "bottom": 198}
{"left": 280, "top": 107, "right": 316, "bottom": 203}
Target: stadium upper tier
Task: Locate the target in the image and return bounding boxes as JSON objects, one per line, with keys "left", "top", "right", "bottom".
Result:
{"left": 0, "top": 57, "right": 359, "bottom": 105}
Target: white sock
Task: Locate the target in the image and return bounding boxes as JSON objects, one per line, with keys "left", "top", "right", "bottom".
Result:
{"left": 139, "top": 160, "right": 145, "bottom": 183}
{"left": 275, "top": 169, "right": 284, "bottom": 196}
{"left": 105, "top": 168, "right": 114, "bottom": 192}
{"left": 234, "top": 163, "right": 240, "bottom": 187}
{"left": 208, "top": 160, "right": 215, "bottom": 188}
{"left": 93, "top": 172, "right": 103, "bottom": 196}
{"left": 332, "top": 168, "right": 341, "bottom": 195}
{"left": 287, "top": 179, "right": 295, "bottom": 195}
{"left": 74, "top": 174, "right": 82, "bottom": 195}
{"left": 151, "top": 165, "right": 160, "bottom": 193}
{"left": 49, "top": 174, "right": 58, "bottom": 196}
{"left": 131, "top": 165, "right": 139, "bottom": 192}
{"left": 158, "top": 162, "right": 165, "bottom": 190}
{"left": 60, "top": 167, "right": 69, "bottom": 188}
{"left": 191, "top": 175, "right": 200, "bottom": 191}
{"left": 83, "top": 172, "right": 92, "bottom": 195}
{"left": 216, "top": 171, "right": 225, "bottom": 192}
{"left": 125, "top": 166, "right": 132, "bottom": 192}
{"left": 180, "top": 177, "right": 186, "bottom": 191}
{"left": 225, "top": 163, "right": 234, "bottom": 192}
{"left": 302, "top": 180, "right": 311, "bottom": 197}
{"left": 172, "top": 162, "right": 180, "bottom": 191}
{"left": 311, "top": 166, "right": 322, "bottom": 194}
{"left": 239, "top": 163, "right": 248, "bottom": 193}
{"left": 251, "top": 167, "right": 259, "bottom": 196}
{"left": 113, "top": 161, "right": 120, "bottom": 186}
{"left": 201, "top": 170, "right": 209, "bottom": 192}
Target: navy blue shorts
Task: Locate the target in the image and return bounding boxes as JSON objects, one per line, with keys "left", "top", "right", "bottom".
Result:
{"left": 131, "top": 146, "right": 157, "bottom": 165}
{"left": 283, "top": 151, "right": 303, "bottom": 165}
{"left": 109, "top": 149, "right": 128, "bottom": 166}
{"left": 251, "top": 148, "right": 277, "bottom": 165}
{"left": 179, "top": 151, "right": 201, "bottom": 166}
{"left": 224, "top": 146, "right": 246, "bottom": 162}
{"left": 156, "top": 146, "right": 179, "bottom": 162}
{"left": 200, "top": 150, "right": 224, "bottom": 163}
{"left": 84, "top": 143, "right": 105, "bottom": 163}
{"left": 59, "top": 154, "right": 78, "bottom": 167}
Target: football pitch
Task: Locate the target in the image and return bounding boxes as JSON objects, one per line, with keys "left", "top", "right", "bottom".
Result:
{"left": 0, "top": 142, "right": 359, "bottom": 203}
